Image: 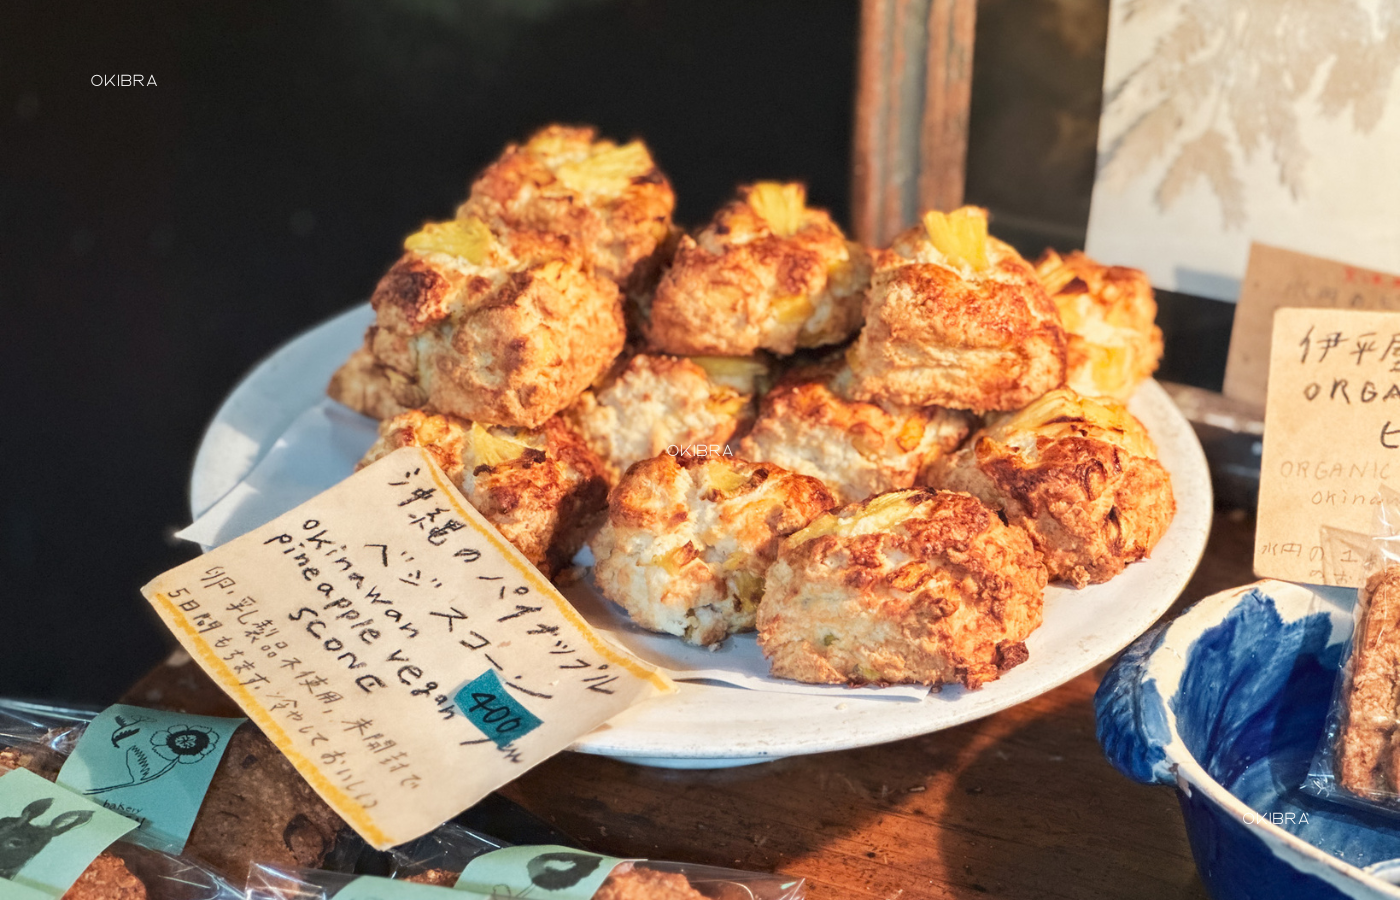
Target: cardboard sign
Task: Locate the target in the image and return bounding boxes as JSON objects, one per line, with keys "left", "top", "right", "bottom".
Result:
{"left": 1225, "top": 244, "right": 1400, "bottom": 409}
{"left": 1255, "top": 308, "right": 1400, "bottom": 586}
{"left": 141, "top": 447, "right": 671, "bottom": 849}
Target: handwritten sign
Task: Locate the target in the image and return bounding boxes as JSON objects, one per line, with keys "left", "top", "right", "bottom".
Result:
{"left": 141, "top": 447, "right": 671, "bottom": 849}
{"left": 1255, "top": 308, "right": 1400, "bottom": 586}
{"left": 1225, "top": 244, "right": 1400, "bottom": 409}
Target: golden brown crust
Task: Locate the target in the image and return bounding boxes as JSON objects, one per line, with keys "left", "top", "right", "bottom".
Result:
{"left": 591, "top": 454, "right": 836, "bottom": 645}
{"left": 405, "top": 868, "right": 459, "bottom": 886}
{"left": 1035, "top": 249, "right": 1162, "bottom": 400}
{"left": 927, "top": 388, "right": 1175, "bottom": 587}
{"left": 594, "top": 865, "right": 706, "bottom": 900}
{"left": 739, "top": 358, "right": 973, "bottom": 504}
{"left": 360, "top": 409, "right": 610, "bottom": 576}
{"left": 326, "top": 342, "right": 421, "bottom": 420}
{"left": 460, "top": 124, "right": 676, "bottom": 292}
{"left": 757, "top": 489, "right": 1046, "bottom": 688}
{"left": 845, "top": 222, "right": 1066, "bottom": 413}
{"left": 186, "top": 725, "right": 347, "bottom": 886}
{"left": 0, "top": 742, "right": 64, "bottom": 780}
{"left": 362, "top": 223, "right": 627, "bottom": 428}
{"left": 1338, "top": 567, "right": 1400, "bottom": 798}
{"left": 60, "top": 852, "right": 147, "bottom": 900}
{"left": 646, "top": 183, "right": 871, "bottom": 356}
{"left": 565, "top": 353, "right": 754, "bottom": 484}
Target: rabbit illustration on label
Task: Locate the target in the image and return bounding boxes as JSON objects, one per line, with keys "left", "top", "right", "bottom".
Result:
{"left": 0, "top": 797, "right": 94, "bottom": 878}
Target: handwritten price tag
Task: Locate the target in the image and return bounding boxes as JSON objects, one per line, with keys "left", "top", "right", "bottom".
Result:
{"left": 1255, "top": 308, "right": 1400, "bottom": 586}
{"left": 140, "top": 446, "right": 671, "bottom": 849}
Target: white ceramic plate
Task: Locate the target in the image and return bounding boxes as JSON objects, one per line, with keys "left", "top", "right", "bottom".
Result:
{"left": 190, "top": 303, "right": 1212, "bottom": 767}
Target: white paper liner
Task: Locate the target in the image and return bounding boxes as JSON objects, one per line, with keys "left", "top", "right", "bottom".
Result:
{"left": 176, "top": 399, "right": 930, "bottom": 702}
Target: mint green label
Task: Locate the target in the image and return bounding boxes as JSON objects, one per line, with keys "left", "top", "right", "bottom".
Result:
{"left": 455, "top": 846, "right": 626, "bottom": 899}
{"left": 334, "top": 875, "right": 485, "bottom": 899}
{"left": 56, "top": 704, "right": 243, "bottom": 852}
{"left": 0, "top": 768, "right": 138, "bottom": 896}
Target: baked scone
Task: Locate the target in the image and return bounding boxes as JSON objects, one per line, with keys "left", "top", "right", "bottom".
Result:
{"left": 738, "top": 358, "right": 973, "bottom": 505}
{"left": 565, "top": 353, "right": 757, "bottom": 484}
{"left": 1337, "top": 567, "right": 1400, "bottom": 800}
{"left": 927, "top": 387, "right": 1175, "bottom": 587}
{"left": 645, "top": 182, "right": 872, "bottom": 356}
{"left": 844, "top": 207, "right": 1067, "bottom": 413}
{"left": 757, "top": 489, "right": 1046, "bottom": 688}
{"left": 459, "top": 124, "right": 677, "bottom": 292}
{"left": 1034, "top": 249, "right": 1162, "bottom": 400}
{"left": 359, "top": 409, "right": 609, "bottom": 577}
{"left": 590, "top": 454, "right": 836, "bottom": 646}
{"left": 329, "top": 216, "right": 625, "bottom": 428}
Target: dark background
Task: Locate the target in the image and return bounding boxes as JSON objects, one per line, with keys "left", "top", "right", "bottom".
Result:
{"left": 0, "top": 0, "right": 1231, "bottom": 705}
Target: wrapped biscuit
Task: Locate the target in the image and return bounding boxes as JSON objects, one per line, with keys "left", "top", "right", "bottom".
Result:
{"left": 387, "top": 822, "right": 807, "bottom": 900}
{"left": 1307, "top": 487, "right": 1400, "bottom": 814}
{"left": 0, "top": 700, "right": 355, "bottom": 889}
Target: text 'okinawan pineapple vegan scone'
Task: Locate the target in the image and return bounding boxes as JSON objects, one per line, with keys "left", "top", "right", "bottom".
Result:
{"left": 590, "top": 454, "right": 836, "bottom": 646}
{"left": 927, "top": 388, "right": 1175, "bottom": 588}
{"left": 845, "top": 207, "right": 1067, "bottom": 413}
{"left": 359, "top": 408, "right": 609, "bottom": 576}
{"left": 646, "top": 182, "right": 872, "bottom": 356}
{"left": 738, "top": 357, "right": 974, "bottom": 505}
{"left": 459, "top": 124, "right": 677, "bottom": 292}
{"left": 329, "top": 216, "right": 626, "bottom": 428}
{"left": 757, "top": 489, "right": 1046, "bottom": 688}
{"left": 565, "top": 353, "right": 759, "bottom": 484}
{"left": 1035, "top": 249, "right": 1162, "bottom": 400}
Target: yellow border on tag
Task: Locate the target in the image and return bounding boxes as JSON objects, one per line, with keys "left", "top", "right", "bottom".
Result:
{"left": 417, "top": 450, "right": 672, "bottom": 693}
{"left": 149, "top": 591, "right": 392, "bottom": 848}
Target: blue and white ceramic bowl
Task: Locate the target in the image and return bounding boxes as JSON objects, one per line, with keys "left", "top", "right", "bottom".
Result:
{"left": 1096, "top": 580, "right": 1400, "bottom": 899}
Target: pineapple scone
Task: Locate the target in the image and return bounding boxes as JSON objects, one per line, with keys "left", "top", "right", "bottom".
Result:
{"left": 459, "top": 124, "right": 677, "bottom": 292}
{"left": 845, "top": 207, "right": 1067, "bottom": 413}
{"left": 926, "top": 388, "right": 1175, "bottom": 588}
{"left": 359, "top": 409, "right": 610, "bottom": 577}
{"left": 328, "top": 216, "right": 625, "bottom": 428}
{"left": 738, "top": 357, "right": 974, "bottom": 505}
{"left": 565, "top": 353, "right": 765, "bottom": 484}
{"left": 757, "top": 489, "right": 1046, "bottom": 688}
{"left": 645, "top": 182, "right": 872, "bottom": 356}
{"left": 1034, "top": 249, "right": 1162, "bottom": 400}
{"left": 590, "top": 454, "right": 836, "bottom": 646}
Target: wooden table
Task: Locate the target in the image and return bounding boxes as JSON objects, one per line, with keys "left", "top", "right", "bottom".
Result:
{"left": 126, "top": 512, "right": 1256, "bottom": 900}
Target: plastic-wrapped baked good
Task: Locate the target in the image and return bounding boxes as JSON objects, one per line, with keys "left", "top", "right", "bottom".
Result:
{"left": 0, "top": 701, "right": 353, "bottom": 889}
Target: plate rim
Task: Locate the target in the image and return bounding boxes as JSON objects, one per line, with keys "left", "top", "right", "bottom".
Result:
{"left": 189, "top": 302, "right": 1213, "bottom": 762}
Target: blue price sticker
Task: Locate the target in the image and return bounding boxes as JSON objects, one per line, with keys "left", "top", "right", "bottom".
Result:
{"left": 454, "top": 670, "right": 543, "bottom": 747}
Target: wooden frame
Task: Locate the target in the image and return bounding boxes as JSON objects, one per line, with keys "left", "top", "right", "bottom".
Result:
{"left": 852, "top": 0, "right": 978, "bottom": 246}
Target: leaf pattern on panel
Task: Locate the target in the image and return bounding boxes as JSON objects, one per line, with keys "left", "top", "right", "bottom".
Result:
{"left": 1099, "top": 0, "right": 1400, "bottom": 229}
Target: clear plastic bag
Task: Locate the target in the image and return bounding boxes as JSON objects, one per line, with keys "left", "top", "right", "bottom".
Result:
{"left": 0, "top": 698, "right": 360, "bottom": 886}
{"left": 387, "top": 822, "right": 807, "bottom": 899}
{"left": 247, "top": 822, "right": 806, "bottom": 899}
{"left": 1305, "top": 485, "right": 1400, "bottom": 812}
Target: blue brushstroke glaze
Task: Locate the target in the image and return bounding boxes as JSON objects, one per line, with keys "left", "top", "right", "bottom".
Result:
{"left": 1094, "top": 621, "right": 1173, "bottom": 784}
{"left": 1097, "top": 586, "right": 1400, "bottom": 899}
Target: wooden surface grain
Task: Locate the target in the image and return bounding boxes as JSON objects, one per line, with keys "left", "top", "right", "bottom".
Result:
{"left": 497, "top": 512, "right": 1255, "bottom": 900}
{"left": 126, "top": 512, "right": 1256, "bottom": 900}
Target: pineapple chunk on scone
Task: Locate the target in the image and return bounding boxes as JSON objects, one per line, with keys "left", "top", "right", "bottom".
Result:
{"left": 644, "top": 182, "right": 872, "bottom": 356}
{"left": 845, "top": 207, "right": 1067, "bottom": 413}
{"left": 590, "top": 454, "right": 836, "bottom": 646}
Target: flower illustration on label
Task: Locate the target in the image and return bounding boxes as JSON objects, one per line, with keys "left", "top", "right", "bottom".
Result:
{"left": 149, "top": 726, "right": 217, "bottom": 765}
{"left": 86, "top": 724, "right": 222, "bottom": 795}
